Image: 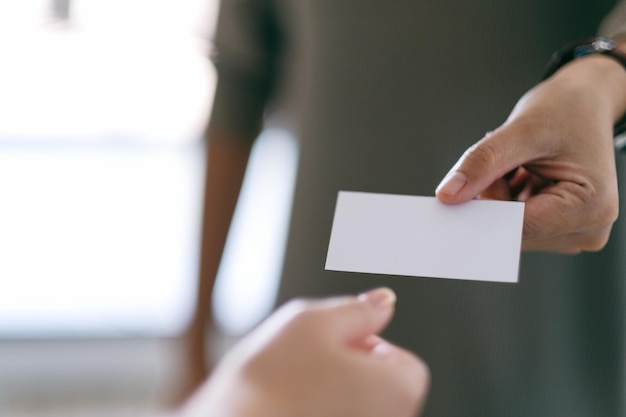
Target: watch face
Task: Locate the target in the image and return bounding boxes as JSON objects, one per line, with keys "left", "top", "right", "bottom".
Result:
{"left": 574, "top": 38, "right": 615, "bottom": 58}
{"left": 592, "top": 37, "right": 615, "bottom": 52}
{"left": 545, "top": 37, "right": 626, "bottom": 80}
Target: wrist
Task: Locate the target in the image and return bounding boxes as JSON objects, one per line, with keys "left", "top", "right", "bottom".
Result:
{"left": 551, "top": 52, "right": 626, "bottom": 128}
{"left": 544, "top": 37, "right": 626, "bottom": 132}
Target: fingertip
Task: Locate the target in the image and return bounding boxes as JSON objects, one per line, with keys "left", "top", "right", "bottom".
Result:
{"left": 436, "top": 171, "right": 476, "bottom": 205}
{"left": 358, "top": 287, "right": 397, "bottom": 308}
{"left": 436, "top": 171, "right": 468, "bottom": 198}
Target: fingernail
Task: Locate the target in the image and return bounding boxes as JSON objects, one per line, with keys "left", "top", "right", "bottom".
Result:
{"left": 436, "top": 171, "right": 468, "bottom": 196}
{"left": 371, "top": 342, "right": 393, "bottom": 357}
{"left": 358, "top": 287, "right": 397, "bottom": 307}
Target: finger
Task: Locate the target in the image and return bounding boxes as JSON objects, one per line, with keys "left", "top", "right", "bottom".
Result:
{"left": 268, "top": 288, "right": 396, "bottom": 349}
{"left": 521, "top": 179, "right": 615, "bottom": 242}
{"left": 516, "top": 175, "right": 552, "bottom": 202}
{"left": 436, "top": 125, "right": 544, "bottom": 204}
{"left": 357, "top": 334, "right": 419, "bottom": 361}
{"left": 522, "top": 190, "right": 579, "bottom": 242}
{"left": 522, "top": 225, "right": 613, "bottom": 253}
{"left": 477, "top": 177, "right": 511, "bottom": 200}
{"left": 367, "top": 339, "right": 431, "bottom": 416}
{"left": 319, "top": 287, "right": 397, "bottom": 345}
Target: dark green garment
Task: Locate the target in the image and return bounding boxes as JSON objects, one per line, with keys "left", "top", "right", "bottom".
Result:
{"left": 209, "top": 1, "right": 626, "bottom": 415}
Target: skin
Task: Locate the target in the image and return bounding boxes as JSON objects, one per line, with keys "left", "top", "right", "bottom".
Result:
{"left": 177, "top": 136, "right": 252, "bottom": 403}
{"left": 177, "top": 288, "right": 430, "bottom": 417}
{"left": 178, "top": 41, "right": 626, "bottom": 402}
{"left": 436, "top": 47, "right": 626, "bottom": 253}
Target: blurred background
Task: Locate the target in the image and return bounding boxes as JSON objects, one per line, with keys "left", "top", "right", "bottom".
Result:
{"left": 0, "top": 1, "right": 298, "bottom": 415}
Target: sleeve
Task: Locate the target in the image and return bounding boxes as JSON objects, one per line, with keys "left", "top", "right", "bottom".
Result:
{"left": 207, "top": 0, "right": 282, "bottom": 142}
{"left": 598, "top": 0, "right": 626, "bottom": 40}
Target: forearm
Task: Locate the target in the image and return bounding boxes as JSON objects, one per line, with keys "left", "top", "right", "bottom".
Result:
{"left": 195, "top": 136, "right": 253, "bottom": 324}
{"left": 181, "top": 133, "right": 252, "bottom": 394}
{"left": 190, "top": 135, "right": 252, "bottom": 333}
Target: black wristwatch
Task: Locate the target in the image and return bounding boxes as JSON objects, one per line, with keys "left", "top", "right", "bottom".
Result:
{"left": 543, "top": 37, "right": 626, "bottom": 79}
{"left": 542, "top": 37, "right": 626, "bottom": 147}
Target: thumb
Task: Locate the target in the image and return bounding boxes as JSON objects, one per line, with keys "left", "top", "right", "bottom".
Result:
{"left": 323, "top": 287, "right": 397, "bottom": 345}
{"left": 435, "top": 127, "right": 536, "bottom": 204}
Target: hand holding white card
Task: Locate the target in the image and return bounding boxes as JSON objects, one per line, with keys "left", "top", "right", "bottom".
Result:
{"left": 325, "top": 191, "right": 524, "bottom": 283}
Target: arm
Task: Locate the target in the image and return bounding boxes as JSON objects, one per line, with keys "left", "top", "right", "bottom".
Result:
{"left": 178, "top": 288, "right": 430, "bottom": 417}
{"left": 177, "top": 0, "right": 282, "bottom": 401}
{"left": 178, "top": 133, "right": 252, "bottom": 401}
{"left": 436, "top": 39, "right": 626, "bottom": 253}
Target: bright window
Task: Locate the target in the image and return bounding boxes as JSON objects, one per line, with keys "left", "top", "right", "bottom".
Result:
{"left": 0, "top": 0, "right": 297, "bottom": 338}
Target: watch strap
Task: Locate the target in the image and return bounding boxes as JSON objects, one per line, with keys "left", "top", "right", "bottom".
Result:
{"left": 543, "top": 37, "right": 626, "bottom": 79}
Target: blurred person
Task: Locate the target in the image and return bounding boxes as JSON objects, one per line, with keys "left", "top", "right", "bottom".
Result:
{"left": 184, "top": 1, "right": 626, "bottom": 416}
{"left": 176, "top": 288, "right": 429, "bottom": 417}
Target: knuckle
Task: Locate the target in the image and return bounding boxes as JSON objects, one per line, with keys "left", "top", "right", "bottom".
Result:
{"left": 580, "top": 228, "right": 613, "bottom": 252}
{"left": 462, "top": 139, "right": 501, "bottom": 168}
{"left": 523, "top": 182, "right": 619, "bottom": 248}
{"left": 582, "top": 184, "right": 619, "bottom": 228}
{"left": 574, "top": 189, "right": 619, "bottom": 252}
{"left": 598, "top": 193, "right": 619, "bottom": 226}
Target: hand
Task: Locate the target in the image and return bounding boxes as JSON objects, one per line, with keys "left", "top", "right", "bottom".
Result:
{"left": 436, "top": 54, "right": 626, "bottom": 253}
{"left": 178, "top": 288, "right": 430, "bottom": 417}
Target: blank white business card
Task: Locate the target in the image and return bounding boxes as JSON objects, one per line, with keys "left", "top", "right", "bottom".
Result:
{"left": 325, "top": 191, "right": 524, "bottom": 283}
